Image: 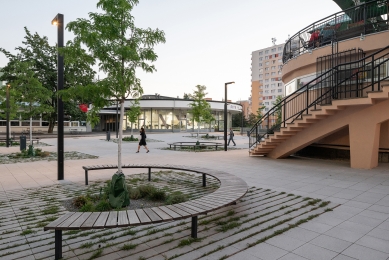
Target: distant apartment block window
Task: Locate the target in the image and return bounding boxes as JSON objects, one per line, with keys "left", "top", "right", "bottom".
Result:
{"left": 259, "top": 80, "right": 263, "bottom": 83}
{"left": 278, "top": 59, "right": 282, "bottom": 63}
{"left": 271, "top": 48, "right": 276, "bottom": 52}
{"left": 259, "top": 63, "right": 262, "bottom": 67}
{"left": 274, "top": 54, "right": 279, "bottom": 58}
{"left": 265, "top": 50, "right": 269, "bottom": 54}
{"left": 259, "top": 57, "right": 263, "bottom": 61}
{"left": 265, "top": 61, "right": 269, "bottom": 65}
{"left": 272, "top": 95, "right": 276, "bottom": 99}
{"left": 278, "top": 83, "right": 282, "bottom": 86}
{"left": 271, "top": 78, "right": 276, "bottom": 82}
{"left": 265, "top": 108, "right": 269, "bottom": 111}
{"left": 271, "top": 89, "right": 275, "bottom": 93}
{"left": 271, "top": 84, "right": 275, "bottom": 87}
{"left": 265, "top": 90, "right": 269, "bottom": 93}
{"left": 265, "top": 85, "right": 269, "bottom": 88}
{"left": 271, "top": 72, "right": 276, "bottom": 76}
{"left": 259, "top": 75, "right": 263, "bottom": 79}
{"left": 265, "top": 56, "right": 269, "bottom": 60}
{"left": 259, "top": 85, "right": 263, "bottom": 89}
{"left": 278, "top": 65, "right": 282, "bottom": 69}
{"left": 265, "top": 79, "right": 269, "bottom": 83}
{"left": 278, "top": 47, "right": 282, "bottom": 51}
{"left": 278, "top": 89, "right": 283, "bottom": 92}
{"left": 272, "top": 60, "right": 276, "bottom": 64}
{"left": 259, "top": 69, "right": 263, "bottom": 73}
{"left": 265, "top": 102, "right": 269, "bottom": 105}
{"left": 265, "top": 73, "right": 269, "bottom": 77}
{"left": 271, "top": 66, "right": 276, "bottom": 70}
{"left": 278, "top": 71, "right": 282, "bottom": 75}
{"left": 268, "top": 55, "right": 272, "bottom": 59}
{"left": 259, "top": 91, "right": 263, "bottom": 94}
{"left": 258, "top": 51, "right": 263, "bottom": 55}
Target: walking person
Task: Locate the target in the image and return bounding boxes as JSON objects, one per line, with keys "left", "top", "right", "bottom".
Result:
{"left": 136, "top": 128, "right": 149, "bottom": 153}
{"left": 228, "top": 128, "right": 236, "bottom": 146}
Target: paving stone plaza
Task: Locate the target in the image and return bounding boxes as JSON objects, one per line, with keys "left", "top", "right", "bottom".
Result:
{"left": 0, "top": 132, "right": 388, "bottom": 260}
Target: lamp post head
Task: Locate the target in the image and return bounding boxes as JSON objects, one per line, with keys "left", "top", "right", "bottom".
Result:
{"left": 51, "top": 14, "right": 63, "bottom": 26}
{"left": 225, "top": 81, "right": 235, "bottom": 86}
{"left": 7, "top": 84, "right": 10, "bottom": 88}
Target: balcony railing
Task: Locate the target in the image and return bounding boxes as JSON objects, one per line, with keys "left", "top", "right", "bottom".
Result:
{"left": 282, "top": 0, "right": 388, "bottom": 63}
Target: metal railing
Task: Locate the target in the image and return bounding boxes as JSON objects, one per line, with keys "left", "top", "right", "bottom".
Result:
{"left": 283, "top": 0, "right": 388, "bottom": 63}
{"left": 249, "top": 44, "right": 389, "bottom": 149}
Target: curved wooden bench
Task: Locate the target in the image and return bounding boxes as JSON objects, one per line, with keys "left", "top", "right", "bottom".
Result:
{"left": 167, "top": 141, "right": 223, "bottom": 151}
{"left": 44, "top": 164, "right": 248, "bottom": 259}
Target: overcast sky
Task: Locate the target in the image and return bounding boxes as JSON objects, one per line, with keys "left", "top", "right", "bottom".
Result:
{"left": 0, "top": 0, "right": 341, "bottom": 102}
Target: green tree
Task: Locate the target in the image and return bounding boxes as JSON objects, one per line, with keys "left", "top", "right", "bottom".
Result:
{"left": 247, "top": 113, "right": 257, "bottom": 126}
{"left": 256, "top": 105, "right": 266, "bottom": 121}
{"left": 126, "top": 99, "right": 141, "bottom": 138}
{"left": 188, "top": 85, "right": 213, "bottom": 139}
{"left": 7, "top": 61, "right": 53, "bottom": 146}
{"left": 183, "top": 93, "right": 190, "bottom": 100}
{"left": 0, "top": 27, "right": 95, "bottom": 133}
{"left": 232, "top": 112, "right": 248, "bottom": 127}
{"left": 274, "top": 95, "right": 283, "bottom": 125}
{"left": 63, "top": 0, "right": 165, "bottom": 174}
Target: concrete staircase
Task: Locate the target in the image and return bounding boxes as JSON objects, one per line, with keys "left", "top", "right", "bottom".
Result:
{"left": 250, "top": 85, "right": 389, "bottom": 158}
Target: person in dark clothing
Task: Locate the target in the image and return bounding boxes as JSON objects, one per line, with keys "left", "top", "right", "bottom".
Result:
{"left": 136, "top": 128, "right": 149, "bottom": 153}
{"left": 228, "top": 128, "right": 236, "bottom": 146}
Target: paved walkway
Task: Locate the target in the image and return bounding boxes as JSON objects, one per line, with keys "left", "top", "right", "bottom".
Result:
{"left": 0, "top": 132, "right": 388, "bottom": 260}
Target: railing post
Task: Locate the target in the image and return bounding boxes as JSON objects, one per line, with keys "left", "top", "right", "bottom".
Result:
{"left": 363, "top": 3, "right": 366, "bottom": 35}
{"left": 371, "top": 55, "right": 375, "bottom": 91}
{"left": 85, "top": 169, "right": 88, "bottom": 186}
{"left": 378, "top": 65, "right": 381, "bottom": 91}
{"left": 283, "top": 99, "right": 286, "bottom": 127}
{"left": 202, "top": 173, "right": 206, "bottom": 187}
{"left": 148, "top": 167, "right": 151, "bottom": 181}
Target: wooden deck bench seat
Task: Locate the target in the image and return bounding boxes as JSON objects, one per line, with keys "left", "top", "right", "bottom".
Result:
{"left": 167, "top": 141, "right": 223, "bottom": 151}
{"left": 44, "top": 164, "right": 248, "bottom": 259}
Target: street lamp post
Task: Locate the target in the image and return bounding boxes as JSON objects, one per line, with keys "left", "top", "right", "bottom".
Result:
{"left": 224, "top": 82, "right": 235, "bottom": 151}
{"left": 52, "top": 14, "right": 64, "bottom": 181}
{"left": 6, "top": 84, "right": 10, "bottom": 148}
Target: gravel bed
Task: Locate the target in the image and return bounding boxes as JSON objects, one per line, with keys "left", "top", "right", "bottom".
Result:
{"left": 0, "top": 151, "right": 98, "bottom": 164}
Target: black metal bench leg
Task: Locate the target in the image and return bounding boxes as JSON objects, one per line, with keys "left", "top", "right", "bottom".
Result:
{"left": 202, "top": 173, "right": 206, "bottom": 187}
{"left": 191, "top": 216, "right": 198, "bottom": 238}
{"left": 148, "top": 167, "right": 151, "bottom": 181}
{"left": 85, "top": 170, "right": 88, "bottom": 185}
{"left": 55, "top": 229, "right": 62, "bottom": 259}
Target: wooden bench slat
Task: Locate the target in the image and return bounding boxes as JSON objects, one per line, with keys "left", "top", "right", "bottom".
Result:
{"left": 81, "top": 212, "right": 101, "bottom": 229}
{"left": 166, "top": 205, "right": 192, "bottom": 217}
{"left": 159, "top": 206, "right": 183, "bottom": 218}
{"left": 127, "top": 210, "right": 140, "bottom": 225}
{"left": 44, "top": 212, "right": 76, "bottom": 230}
{"left": 143, "top": 208, "right": 162, "bottom": 222}
{"left": 58, "top": 212, "right": 83, "bottom": 229}
{"left": 178, "top": 203, "right": 204, "bottom": 213}
{"left": 172, "top": 204, "right": 199, "bottom": 215}
{"left": 151, "top": 207, "right": 173, "bottom": 221}
{"left": 135, "top": 209, "right": 152, "bottom": 223}
{"left": 93, "top": 212, "right": 109, "bottom": 228}
{"left": 105, "top": 211, "right": 118, "bottom": 228}
{"left": 118, "top": 211, "right": 129, "bottom": 227}
{"left": 69, "top": 212, "right": 92, "bottom": 229}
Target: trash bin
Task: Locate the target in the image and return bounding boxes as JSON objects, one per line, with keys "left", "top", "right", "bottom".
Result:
{"left": 106, "top": 131, "right": 110, "bottom": 141}
{"left": 20, "top": 135, "right": 26, "bottom": 151}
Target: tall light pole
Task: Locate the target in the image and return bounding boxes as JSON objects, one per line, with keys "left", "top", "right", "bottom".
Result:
{"left": 224, "top": 82, "right": 235, "bottom": 151}
{"left": 52, "top": 14, "right": 64, "bottom": 181}
{"left": 6, "top": 84, "right": 10, "bottom": 148}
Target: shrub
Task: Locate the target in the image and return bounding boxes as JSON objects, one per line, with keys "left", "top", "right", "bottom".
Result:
{"left": 129, "top": 188, "right": 141, "bottom": 200}
{"left": 138, "top": 184, "right": 157, "bottom": 198}
{"left": 149, "top": 189, "right": 166, "bottom": 201}
{"left": 80, "top": 201, "right": 95, "bottom": 212}
{"left": 73, "top": 195, "right": 88, "bottom": 208}
{"left": 165, "top": 192, "right": 187, "bottom": 205}
{"left": 95, "top": 200, "right": 111, "bottom": 211}
{"left": 123, "top": 136, "right": 138, "bottom": 141}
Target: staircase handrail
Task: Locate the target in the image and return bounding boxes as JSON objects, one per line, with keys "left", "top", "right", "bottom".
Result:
{"left": 249, "top": 43, "right": 389, "bottom": 149}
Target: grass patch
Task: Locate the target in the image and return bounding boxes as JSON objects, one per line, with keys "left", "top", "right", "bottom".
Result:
{"left": 121, "top": 243, "right": 137, "bottom": 250}
{"left": 20, "top": 229, "right": 35, "bottom": 236}
{"left": 88, "top": 248, "right": 103, "bottom": 260}
{"left": 178, "top": 237, "right": 202, "bottom": 247}
{"left": 80, "top": 242, "right": 94, "bottom": 249}
{"left": 41, "top": 205, "right": 59, "bottom": 215}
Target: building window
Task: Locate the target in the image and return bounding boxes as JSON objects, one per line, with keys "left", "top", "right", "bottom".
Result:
{"left": 265, "top": 56, "right": 269, "bottom": 60}
{"left": 259, "top": 80, "right": 263, "bottom": 83}
{"left": 271, "top": 72, "right": 276, "bottom": 76}
{"left": 278, "top": 71, "right": 282, "bottom": 75}
{"left": 265, "top": 79, "right": 269, "bottom": 83}
{"left": 265, "top": 67, "right": 269, "bottom": 71}
{"left": 265, "top": 102, "right": 269, "bottom": 105}
{"left": 265, "top": 90, "right": 269, "bottom": 93}
{"left": 259, "top": 91, "right": 263, "bottom": 95}
{"left": 271, "top": 48, "right": 276, "bottom": 52}
{"left": 265, "top": 108, "right": 269, "bottom": 111}
{"left": 271, "top": 89, "right": 275, "bottom": 93}
{"left": 259, "top": 68, "right": 263, "bottom": 73}
{"left": 278, "top": 47, "right": 282, "bottom": 51}
{"left": 265, "top": 61, "right": 269, "bottom": 65}
{"left": 272, "top": 60, "right": 276, "bottom": 64}
{"left": 265, "top": 73, "right": 269, "bottom": 77}
{"left": 259, "top": 63, "right": 262, "bottom": 67}
{"left": 278, "top": 83, "right": 282, "bottom": 86}
{"left": 265, "top": 84, "right": 269, "bottom": 88}
{"left": 278, "top": 89, "right": 283, "bottom": 92}
{"left": 274, "top": 54, "right": 278, "bottom": 58}
{"left": 278, "top": 65, "right": 282, "bottom": 69}
{"left": 278, "top": 59, "right": 282, "bottom": 63}
{"left": 265, "top": 50, "right": 269, "bottom": 54}
{"left": 268, "top": 55, "right": 272, "bottom": 59}
{"left": 271, "top": 83, "right": 275, "bottom": 87}
{"left": 259, "top": 57, "right": 263, "bottom": 61}
{"left": 259, "top": 75, "right": 263, "bottom": 79}
{"left": 271, "top": 66, "right": 276, "bottom": 70}
{"left": 258, "top": 51, "right": 263, "bottom": 55}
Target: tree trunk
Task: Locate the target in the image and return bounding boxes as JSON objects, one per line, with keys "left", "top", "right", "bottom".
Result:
{"left": 131, "top": 122, "right": 133, "bottom": 137}
{"left": 117, "top": 99, "right": 125, "bottom": 174}
{"left": 30, "top": 117, "right": 33, "bottom": 146}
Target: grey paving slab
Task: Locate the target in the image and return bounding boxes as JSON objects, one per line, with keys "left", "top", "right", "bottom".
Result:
{"left": 356, "top": 235, "right": 389, "bottom": 253}
{"left": 309, "top": 234, "right": 352, "bottom": 253}
{"left": 241, "top": 242, "right": 288, "bottom": 260}
{"left": 265, "top": 234, "right": 306, "bottom": 252}
{"left": 277, "top": 253, "right": 309, "bottom": 260}
{"left": 293, "top": 243, "right": 338, "bottom": 260}
{"left": 342, "top": 244, "right": 389, "bottom": 260}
